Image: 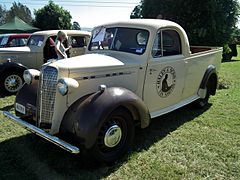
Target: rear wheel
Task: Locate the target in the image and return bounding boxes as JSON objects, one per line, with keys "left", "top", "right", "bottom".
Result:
{"left": 90, "top": 108, "right": 135, "bottom": 164}
{"left": 0, "top": 71, "right": 23, "bottom": 96}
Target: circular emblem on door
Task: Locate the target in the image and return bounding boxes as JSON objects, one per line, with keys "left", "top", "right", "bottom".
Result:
{"left": 156, "top": 66, "right": 176, "bottom": 98}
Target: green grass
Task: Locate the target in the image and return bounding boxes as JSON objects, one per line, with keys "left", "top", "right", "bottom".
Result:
{"left": 0, "top": 60, "right": 240, "bottom": 179}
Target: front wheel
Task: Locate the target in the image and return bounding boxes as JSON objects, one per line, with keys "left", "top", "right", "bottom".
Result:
{"left": 90, "top": 108, "right": 135, "bottom": 164}
{"left": 0, "top": 71, "right": 24, "bottom": 96}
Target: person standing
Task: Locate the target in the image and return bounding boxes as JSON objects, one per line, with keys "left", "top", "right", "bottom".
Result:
{"left": 55, "top": 31, "right": 71, "bottom": 60}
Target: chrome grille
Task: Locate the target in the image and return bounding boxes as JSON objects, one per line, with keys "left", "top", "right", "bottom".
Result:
{"left": 38, "top": 66, "right": 58, "bottom": 128}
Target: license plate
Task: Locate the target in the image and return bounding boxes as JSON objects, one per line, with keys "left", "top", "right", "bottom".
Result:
{"left": 16, "top": 103, "right": 26, "bottom": 114}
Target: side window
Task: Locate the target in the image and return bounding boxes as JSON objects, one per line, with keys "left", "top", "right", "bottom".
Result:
{"left": 162, "top": 30, "right": 181, "bottom": 56}
{"left": 152, "top": 30, "right": 181, "bottom": 57}
{"left": 18, "top": 38, "right": 28, "bottom": 46}
{"left": 27, "top": 35, "right": 44, "bottom": 46}
{"left": 9, "top": 39, "right": 17, "bottom": 47}
{"left": 152, "top": 32, "right": 162, "bottom": 57}
{"left": 70, "top": 36, "right": 86, "bottom": 48}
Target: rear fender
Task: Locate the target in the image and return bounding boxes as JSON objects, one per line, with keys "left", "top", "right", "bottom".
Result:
{"left": 198, "top": 65, "right": 218, "bottom": 97}
{"left": 61, "top": 87, "right": 150, "bottom": 149}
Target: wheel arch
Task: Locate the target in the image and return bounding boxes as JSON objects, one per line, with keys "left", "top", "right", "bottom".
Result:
{"left": 60, "top": 87, "right": 150, "bottom": 149}
{"left": 199, "top": 65, "right": 218, "bottom": 95}
{"left": 0, "top": 62, "right": 28, "bottom": 95}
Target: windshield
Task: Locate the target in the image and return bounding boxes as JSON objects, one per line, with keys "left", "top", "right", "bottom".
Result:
{"left": 27, "top": 35, "right": 44, "bottom": 46}
{"left": 89, "top": 27, "right": 149, "bottom": 55}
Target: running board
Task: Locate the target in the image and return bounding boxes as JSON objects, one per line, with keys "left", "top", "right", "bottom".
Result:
{"left": 3, "top": 111, "right": 80, "bottom": 154}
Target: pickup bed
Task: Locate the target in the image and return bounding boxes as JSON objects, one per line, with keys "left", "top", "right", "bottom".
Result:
{"left": 3, "top": 19, "right": 222, "bottom": 163}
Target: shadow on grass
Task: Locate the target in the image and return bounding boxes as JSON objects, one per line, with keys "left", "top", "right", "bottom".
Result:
{"left": 0, "top": 104, "right": 211, "bottom": 179}
{"left": 0, "top": 94, "right": 8, "bottom": 98}
{"left": 222, "top": 59, "right": 240, "bottom": 63}
{"left": 133, "top": 104, "right": 211, "bottom": 151}
{"left": 0, "top": 104, "right": 14, "bottom": 111}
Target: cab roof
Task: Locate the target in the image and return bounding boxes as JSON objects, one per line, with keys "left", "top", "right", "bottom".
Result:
{"left": 94, "top": 19, "right": 183, "bottom": 32}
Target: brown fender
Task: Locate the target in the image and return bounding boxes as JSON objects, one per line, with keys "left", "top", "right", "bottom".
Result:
{"left": 0, "top": 61, "right": 27, "bottom": 74}
{"left": 61, "top": 87, "right": 150, "bottom": 149}
{"left": 199, "top": 65, "right": 218, "bottom": 95}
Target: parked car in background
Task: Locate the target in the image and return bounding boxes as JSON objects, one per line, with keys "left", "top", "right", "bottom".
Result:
{"left": 0, "top": 33, "right": 30, "bottom": 48}
{"left": 4, "top": 19, "right": 222, "bottom": 163}
{"left": 0, "top": 30, "right": 91, "bottom": 95}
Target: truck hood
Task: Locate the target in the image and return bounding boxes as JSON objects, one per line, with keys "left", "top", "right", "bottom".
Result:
{"left": 0, "top": 46, "right": 31, "bottom": 53}
{"left": 52, "top": 54, "right": 125, "bottom": 70}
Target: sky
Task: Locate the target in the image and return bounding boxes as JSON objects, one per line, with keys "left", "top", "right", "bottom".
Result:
{"left": 2, "top": 0, "right": 141, "bottom": 28}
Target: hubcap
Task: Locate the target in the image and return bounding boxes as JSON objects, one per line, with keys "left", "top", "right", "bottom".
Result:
{"left": 4, "top": 75, "right": 23, "bottom": 93}
{"left": 104, "top": 125, "right": 122, "bottom": 148}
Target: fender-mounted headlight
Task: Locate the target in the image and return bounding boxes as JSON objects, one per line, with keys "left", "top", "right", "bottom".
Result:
{"left": 57, "top": 78, "right": 79, "bottom": 96}
{"left": 23, "top": 69, "right": 40, "bottom": 84}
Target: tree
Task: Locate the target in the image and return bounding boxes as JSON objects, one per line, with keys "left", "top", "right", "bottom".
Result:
{"left": 34, "top": 1, "right": 72, "bottom": 30}
{"left": 130, "top": 5, "right": 142, "bottom": 19}
{"left": 131, "top": 0, "right": 239, "bottom": 46}
{"left": 6, "top": 2, "right": 33, "bottom": 24}
{"left": 0, "top": 5, "right": 7, "bottom": 25}
{"left": 72, "top": 21, "right": 81, "bottom": 30}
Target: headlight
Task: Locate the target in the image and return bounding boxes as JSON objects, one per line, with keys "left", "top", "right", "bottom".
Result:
{"left": 23, "top": 70, "right": 33, "bottom": 84}
{"left": 57, "top": 78, "right": 79, "bottom": 96}
{"left": 57, "top": 79, "right": 68, "bottom": 96}
{"left": 23, "top": 69, "right": 40, "bottom": 85}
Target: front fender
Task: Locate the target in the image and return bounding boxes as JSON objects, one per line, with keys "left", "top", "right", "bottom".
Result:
{"left": 61, "top": 87, "right": 150, "bottom": 149}
{"left": 0, "top": 61, "right": 28, "bottom": 74}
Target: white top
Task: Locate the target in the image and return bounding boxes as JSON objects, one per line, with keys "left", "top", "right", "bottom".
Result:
{"left": 55, "top": 40, "right": 67, "bottom": 60}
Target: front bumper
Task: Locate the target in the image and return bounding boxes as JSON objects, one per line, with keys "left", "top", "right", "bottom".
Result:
{"left": 3, "top": 111, "right": 80, "bottom": 154}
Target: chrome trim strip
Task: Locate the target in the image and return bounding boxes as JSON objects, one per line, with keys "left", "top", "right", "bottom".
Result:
{"left": 75, "top": 71, "right": 134, "bottom": 81}
{"left": 3, "top": 111, "right": 80, "bottom": 154}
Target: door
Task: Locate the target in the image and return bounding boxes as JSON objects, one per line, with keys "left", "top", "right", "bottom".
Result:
{"left": 68, "top": 36, "right": 87, "bottom": 57}
{"left": 25, "top": 35, "right": 45, "bottom": 69}
{"left": 143, "top": 29, "right": 186, "bottom": 115}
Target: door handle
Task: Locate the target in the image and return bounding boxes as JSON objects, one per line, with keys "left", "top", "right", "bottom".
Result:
{"left": 150, "top": 68, "right": 157, "bottom": 72}
{"left": 150, "top": 69, "right": 157, "bottom": 72}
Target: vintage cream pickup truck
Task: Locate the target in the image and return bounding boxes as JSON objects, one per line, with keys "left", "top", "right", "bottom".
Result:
{"left": 3, "top": 19, "right": 222, "bottom": 163}
{"left": 0, "top": 30, "right": 91, "bottom": 95}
